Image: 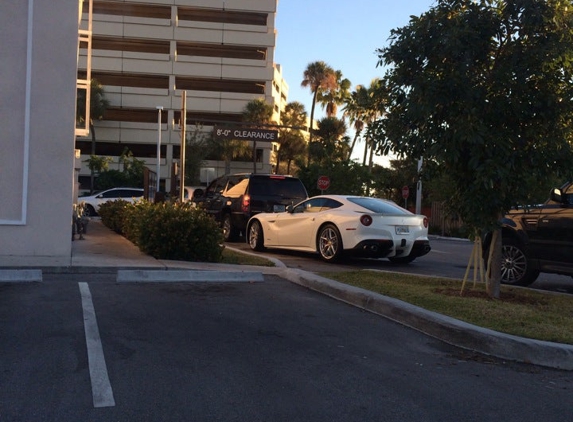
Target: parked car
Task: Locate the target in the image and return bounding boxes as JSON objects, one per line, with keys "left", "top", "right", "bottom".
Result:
{"left": 246, "top": 195, "right": 431, "bottom": 263}
{"left": 193, "top": 173, "right": 308, "bottom": 241}
{"left": 79, "top": 187, "right": 144, "bottom": 216}
{"left": 183, "top": 186, "right": 204, "bottom": 203}
{"left": 484, "top": 181, "right": 573, "bottom": 286}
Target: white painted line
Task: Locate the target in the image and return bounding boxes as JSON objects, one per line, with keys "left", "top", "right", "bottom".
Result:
{"left": 116, "top": 269, "right": 264, "bottom": 283}
{"left": 79, "top": 282, "right": 115, "bottom": 408}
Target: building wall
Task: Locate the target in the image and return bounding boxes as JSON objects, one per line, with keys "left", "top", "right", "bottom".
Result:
{"left": 76, "top": 0, "right": 285, "bottom": 192}
{"left": 0, "top": 0, "right": 78, "bottom": 257}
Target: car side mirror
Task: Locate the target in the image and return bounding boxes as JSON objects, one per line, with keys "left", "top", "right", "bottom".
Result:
{"left": 286, "top": 205, "right": 294, "bottom": 213}
{"left": 550, "top": 187, "right": 563, "bottom": 203}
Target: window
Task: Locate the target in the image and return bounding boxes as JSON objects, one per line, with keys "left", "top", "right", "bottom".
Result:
{"left": 225, "top": 177, "right": 249, "bottom": 198}
{"left": 348, "top": 197, "right": 410, "bottom": 215}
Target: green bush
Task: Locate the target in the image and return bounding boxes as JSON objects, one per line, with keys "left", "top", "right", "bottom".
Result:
{"left": 101, "top": 201, "right": 224, "bottom": 262}
{"left": 98, "top": 199, "right": 132, "bottom": 233}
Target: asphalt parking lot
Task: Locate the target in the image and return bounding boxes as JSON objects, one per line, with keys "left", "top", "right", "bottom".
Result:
{"left": 2, "top": 272, "right": 573, "bottom": 422}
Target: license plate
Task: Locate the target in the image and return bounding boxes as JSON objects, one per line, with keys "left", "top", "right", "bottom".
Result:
{"left": 273, "top": 204, "right": 286, "bottom": 212}
{"left": 395, "top": 226, "right": 409, "bottom": 235}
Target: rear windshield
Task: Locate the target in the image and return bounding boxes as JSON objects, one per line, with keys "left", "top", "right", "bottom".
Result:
{"left": 348, "top": 197, "right": 411, "bottom": 215}
{"left": 248, "top": 176, "right": 308, "bottom": 199}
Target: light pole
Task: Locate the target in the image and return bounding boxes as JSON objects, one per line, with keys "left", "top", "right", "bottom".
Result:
{"left": 416, "top": 157, "right": 423, "bottom": 215}
{"left": 156, "top": 106, "right": 163, "bottom": 193}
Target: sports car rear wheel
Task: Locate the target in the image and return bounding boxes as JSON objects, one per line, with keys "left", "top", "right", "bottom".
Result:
{"left": 317, "top": 224, "right": 343, "bottom": 262}
{"left": 247, "top": 220, "right": 265, "bottom": 251}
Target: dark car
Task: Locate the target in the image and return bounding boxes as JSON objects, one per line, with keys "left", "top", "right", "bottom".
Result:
{"left": 194, "top": 173, "right": 308, "bottom": 241}
{"left": 484, "top": 181, "right": 573, "bottom": 286}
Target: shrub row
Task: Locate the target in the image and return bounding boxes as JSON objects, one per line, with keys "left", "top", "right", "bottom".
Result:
{"left": 98, "top": 200, "right": 224, "bottom": 262}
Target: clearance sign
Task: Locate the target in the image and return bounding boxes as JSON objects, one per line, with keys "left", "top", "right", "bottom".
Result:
{"left": 214, "top": 126, "right": 278, "bottom": 142}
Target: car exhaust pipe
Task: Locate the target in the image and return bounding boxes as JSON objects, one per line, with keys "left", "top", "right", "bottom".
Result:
{"left": 364, "top": 244, "right": 379, "bottom": 253}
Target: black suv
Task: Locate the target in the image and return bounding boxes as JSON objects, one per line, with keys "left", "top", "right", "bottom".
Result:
{"left": 486, "top": 181, "right": 573, "bottom": 286}
{"left": 194, "top": 173, "right": 308, "bottom": 241}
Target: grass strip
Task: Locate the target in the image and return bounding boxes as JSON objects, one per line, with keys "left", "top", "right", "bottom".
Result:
{"left": 319, "top": 270, "right": 573, "bottom": 345}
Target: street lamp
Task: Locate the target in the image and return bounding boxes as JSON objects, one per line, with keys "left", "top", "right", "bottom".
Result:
{"left": 156, "top": 106, "right": 163, "bottom": 193}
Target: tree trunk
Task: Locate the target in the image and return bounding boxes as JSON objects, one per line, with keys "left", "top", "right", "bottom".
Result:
{"left": 368, "top": 140, "right": 374, "bottom": 172}
{"left": 347, "top": 132, "right": 359, "bottom": 161}
{"left": 362, "top": 136, "right": 369, "bottom": 166}
{"left": 307, "top": 89, "right": 319, "bottom": 166}
{"left": 486, "top": 228, "right": 502, "bottom": 299}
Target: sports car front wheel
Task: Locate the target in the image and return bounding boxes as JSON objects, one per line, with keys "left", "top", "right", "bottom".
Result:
{"left": 317, "top": 224, "right": 343, "bottom": 262}
{"left": 247, "top": 220, "right": 265, "bottom": 251}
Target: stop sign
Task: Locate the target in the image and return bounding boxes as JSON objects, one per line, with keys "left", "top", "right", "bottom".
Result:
{"left": 317, "top": 175, "right": 330, "bottom": 191}
{"left": 402, "top": 185, "right": 410, "bottom": 199}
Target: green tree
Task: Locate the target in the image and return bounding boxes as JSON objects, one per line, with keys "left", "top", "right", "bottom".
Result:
{"left": 311, "top": 117, "right": 349, "bottom": 165}
{"left": 297, "top": 161, "right": 371, "bottom": 197}
{"left": 301, "top": 61, "right": 338, "bottom": 163}
{"left": 185, "top": 125, "right": 212, "bottom": 186}
{"left": 84, "top": 155, "right": 112, "bottom": 186}
{"left": 242, "top": 98, "right": 275, "bottom": 173}
{"left": 343, "top": 79, "right": 387, "bottom": 169}
{"left": 277, "top": 102, "right": 308, "bottom": 174}
{"left": 342, "top": 85, "right": 368, "bottom": 160}
{"left": 76, "top": 79, "right": 110, "bottom": 193}
{"left": 375, "top": 0, "right": 573, "bottom": 297}
{"left": 119, "top": 147, "right": 145, "bottom": 187}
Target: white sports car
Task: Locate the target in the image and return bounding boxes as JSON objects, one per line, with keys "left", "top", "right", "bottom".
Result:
{"left": 246, "top": 195, "right": 431, "bottom": 263}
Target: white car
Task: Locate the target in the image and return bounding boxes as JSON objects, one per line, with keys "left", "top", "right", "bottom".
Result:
{"left": 246, "top": 195, "right": 431, "bottom": 263}
{"left": 79, "top": 187, "right": 144, "bottom": 216}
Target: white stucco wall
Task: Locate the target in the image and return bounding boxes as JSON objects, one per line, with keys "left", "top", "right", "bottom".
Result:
{"left": 0, "top": 0, "right": 78, "bottom": 257}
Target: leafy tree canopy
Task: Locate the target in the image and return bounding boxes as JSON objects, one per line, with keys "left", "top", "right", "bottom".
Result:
{"left": 374, "top": 0, "right": 573, "bottom": 231}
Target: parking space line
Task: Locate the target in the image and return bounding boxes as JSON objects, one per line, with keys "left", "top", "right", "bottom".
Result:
{"left": 79, "top": 282, "right": 115, "bottom": 408}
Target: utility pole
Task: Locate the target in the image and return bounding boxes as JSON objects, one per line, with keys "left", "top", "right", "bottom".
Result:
{"left": 179, "top": 91, "right": 187, "bottom": 203}
{"left": 155, "top": 106, "right": 163, "bottom": 193}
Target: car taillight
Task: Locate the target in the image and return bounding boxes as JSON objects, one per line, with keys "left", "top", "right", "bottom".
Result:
{"left": 242, "top": 194, "right": 251, "bottom": 212}
{"left": 423, "top": 217, "right": 428, "bottom": 228}
{"left": 360, "top": 215, "right": 373, "bottom": 226}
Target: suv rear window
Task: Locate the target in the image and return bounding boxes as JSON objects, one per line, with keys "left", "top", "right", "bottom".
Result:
{"left": 248, "top": 176, "right": 308, "bottom": 199}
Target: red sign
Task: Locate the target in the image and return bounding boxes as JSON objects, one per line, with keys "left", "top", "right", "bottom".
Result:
{"left": 402, "top": 185, "right": 410, "bottom": 199}
{"left": 317, "top": 175, "right": 330, "bottom": 191}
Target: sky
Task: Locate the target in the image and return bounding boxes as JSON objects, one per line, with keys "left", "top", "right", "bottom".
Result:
{"left": 274, "top": 0, "right": 437, "bottom": 164}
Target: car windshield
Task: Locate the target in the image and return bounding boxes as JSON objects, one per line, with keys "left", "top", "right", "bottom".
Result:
{"left": 348, "top": 197, "right": 412, "bottom": 215}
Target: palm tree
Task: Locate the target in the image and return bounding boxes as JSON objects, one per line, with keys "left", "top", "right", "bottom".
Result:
{"left": 343, "top": 85, "right": 369, "bottom": 160}
{"left": 343, "top": 79, "right": 386, "bottom": 169}
{"left": 277, "top": 102, "right": 308, "bottom": 174}
{"left": 301, "top": 61, "right": 338, "bottom": 164}
{"left": 242, "top": 98, "right": 274, "bottom": 173}
{"left": 76, "top": 79, "right": 109, "bottom": 193}
{"left": 316, "top": 70, "right": 351, "bottom": 118}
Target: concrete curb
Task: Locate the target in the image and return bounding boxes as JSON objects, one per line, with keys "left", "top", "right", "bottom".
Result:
{"left": 280, "top": 268, "right": 573, "bottom": 371}
{"left": 117, "top": 269, "right": 264, "bottom": 283}
{"left": 0, "top": 269, "right": 42, "bottom": 282}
